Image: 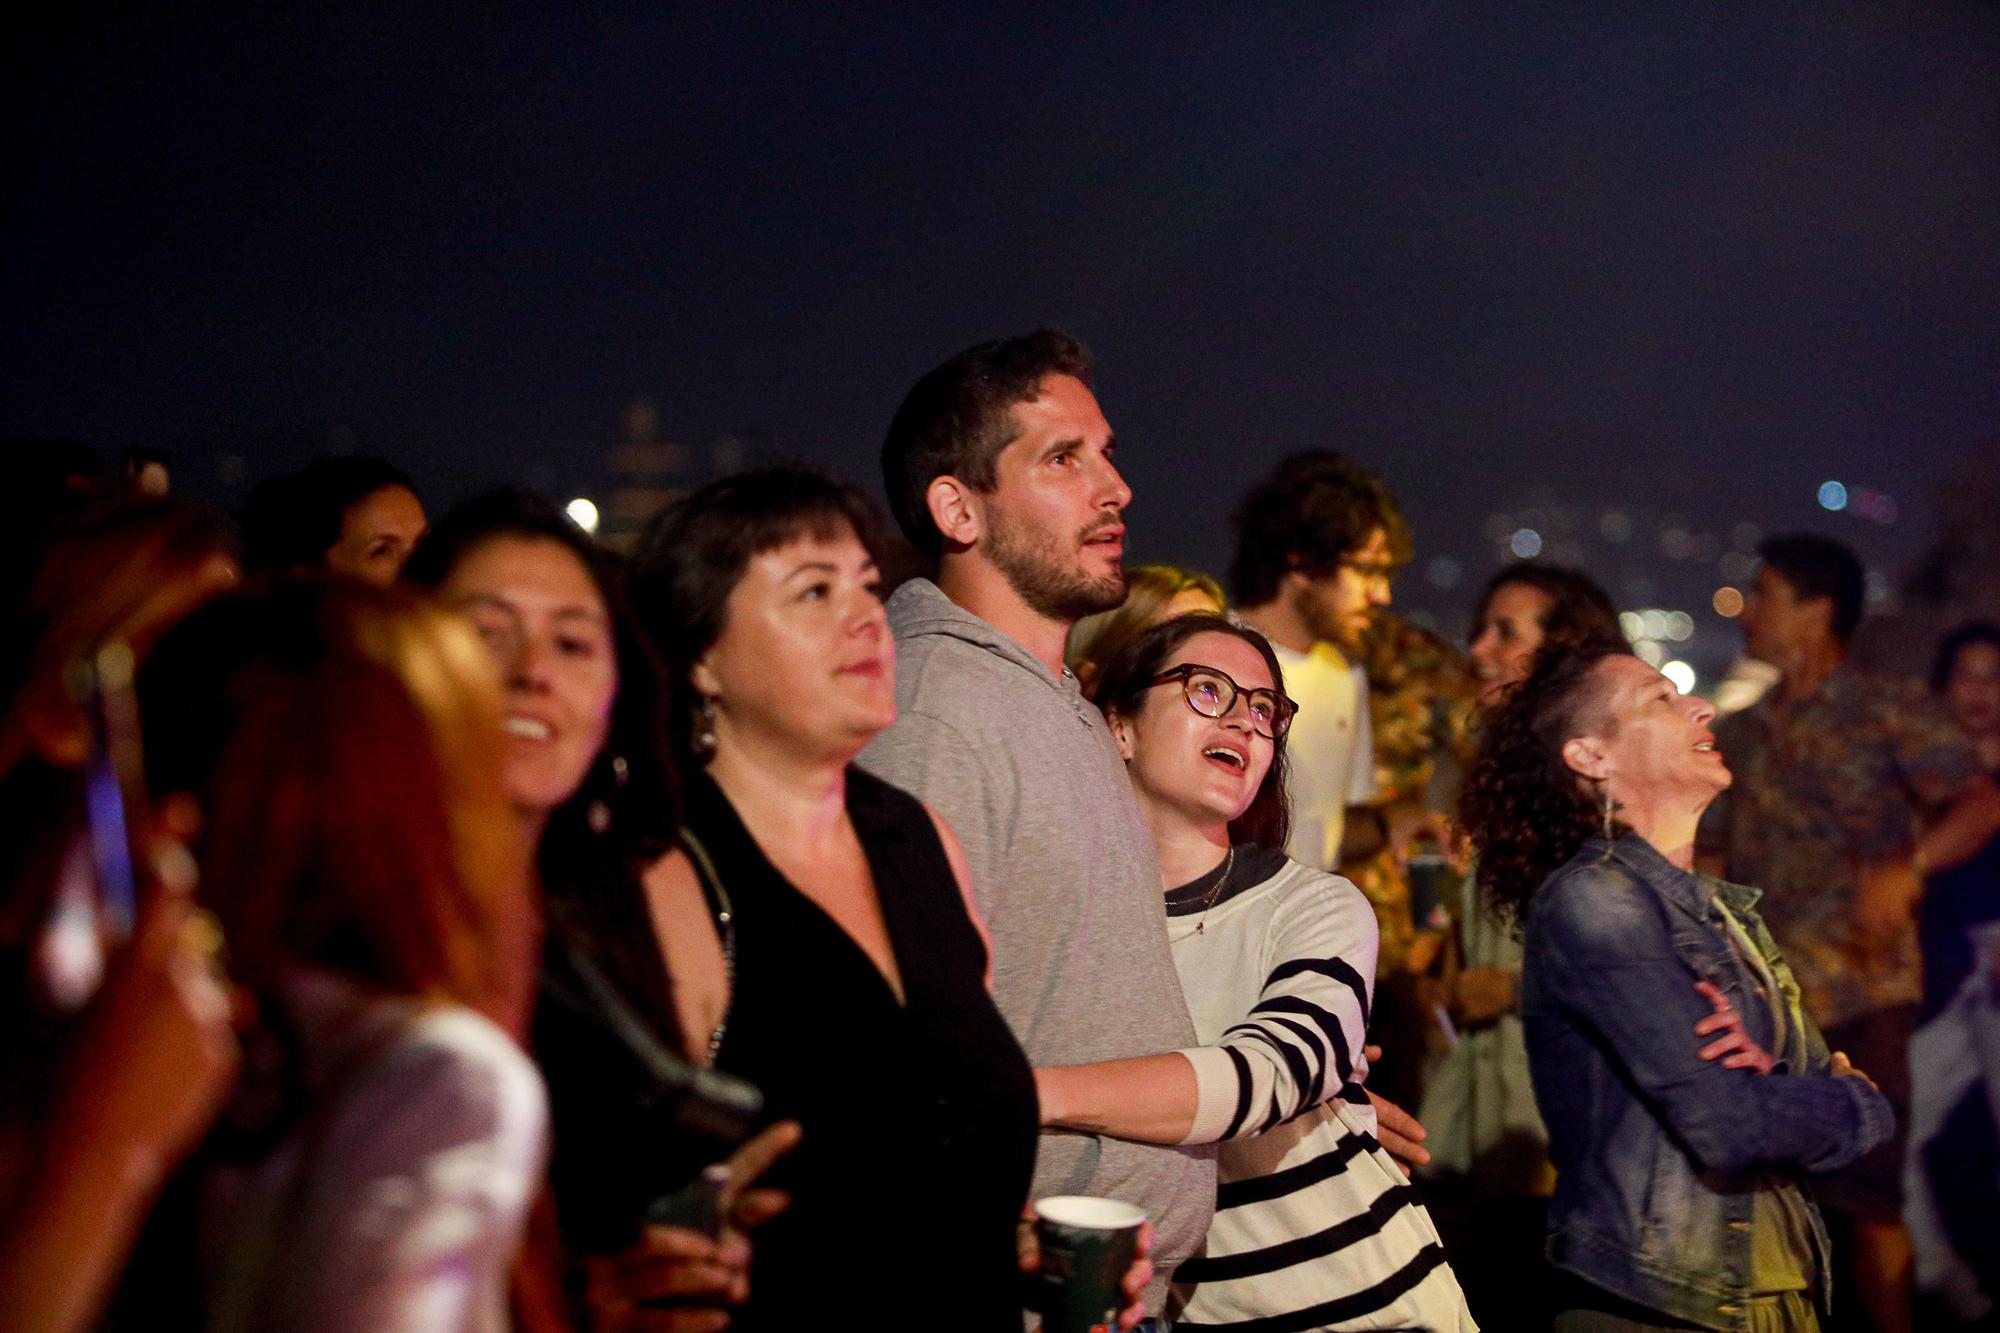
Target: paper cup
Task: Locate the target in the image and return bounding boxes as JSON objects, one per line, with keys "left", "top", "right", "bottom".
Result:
{"left": 1031, "top": 1195, "right": 1146, "bottom": 1333}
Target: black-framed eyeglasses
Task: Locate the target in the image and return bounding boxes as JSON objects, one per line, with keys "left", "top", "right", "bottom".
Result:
{"left": 1148, "top": 664, "right": 1297, "bottom": 740}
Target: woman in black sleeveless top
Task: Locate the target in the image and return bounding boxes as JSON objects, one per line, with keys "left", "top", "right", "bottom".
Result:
{"left": 629, "top": 469, "right": 1039, "bottom": 1331}
{"left": 681, "top": 765, "right": 1036, "bottom": 1327}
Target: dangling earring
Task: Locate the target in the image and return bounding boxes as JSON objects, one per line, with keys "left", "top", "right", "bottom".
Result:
{"left": 692, "top": 696, "right": 719, "bottom": 758}
{"left": 586, "top": 754, "right": 630, "bottom": 834}
{"left": 1599, "top": 780, "right": 1617, "bottom": 841}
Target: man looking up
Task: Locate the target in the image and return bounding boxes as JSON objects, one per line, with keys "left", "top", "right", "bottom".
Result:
{"left": 1229, "top": 452, "right": 1398, "bottom": 872}
{"left": 858, "top": 330, "right": 1212, "bottom": 1316}
{"left": 1697, "top": 533, "right": 2000, "bottom": 1333}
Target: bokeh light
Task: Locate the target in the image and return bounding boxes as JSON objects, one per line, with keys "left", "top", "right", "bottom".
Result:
{"left": 1662, "top": 660, "right": 1697, "bottom": 694}
{"left": 1817, "top": 480, "right": 1848, "bottom": 511}
{"left": 1510, "top": 527, "right": 1543, "bottom": 558}
{"left": 565, "top": 497, "right": 601, "bottom": 534}
{"left": 1712, "top": 585, "right": 1744, "bottom": 617}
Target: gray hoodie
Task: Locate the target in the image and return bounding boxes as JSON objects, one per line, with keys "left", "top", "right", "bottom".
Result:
{"left": 858, "top": 578, "right": 1216, "bottom": 1309}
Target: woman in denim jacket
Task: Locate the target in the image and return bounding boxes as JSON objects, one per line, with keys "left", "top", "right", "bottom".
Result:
{"left": 1460, "top": 645, "right": 1894, "bottom": 1332}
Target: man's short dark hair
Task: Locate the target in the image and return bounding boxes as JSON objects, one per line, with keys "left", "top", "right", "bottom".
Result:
{"left": 1758, "top": 533, "right": 1866, "bottom": 644}
{"left": 880, "top": 329, "right": 1093, "bottom": 557}
{"left": 1227, "top": 451, "right": 1391, "bottom": 607}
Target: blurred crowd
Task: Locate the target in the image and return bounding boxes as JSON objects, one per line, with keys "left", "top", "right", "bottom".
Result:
{"left": 4, "top": 329, "right": 1997, "bottom": 1333}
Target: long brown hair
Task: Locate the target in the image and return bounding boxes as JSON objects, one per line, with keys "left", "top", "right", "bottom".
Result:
{"left": 1091, "top": 612, "right": 1292, "bottom": 852}
{"left": 142, "top": 580, "right": 533, "bottom": 1030}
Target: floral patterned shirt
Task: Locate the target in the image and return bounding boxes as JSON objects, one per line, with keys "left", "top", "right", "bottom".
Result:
{"left": 1697, "top": 667, "right": 1982, "bottom": 1030}
{"left": 1344, "top": 613, "right": 1478, "bottom": 970}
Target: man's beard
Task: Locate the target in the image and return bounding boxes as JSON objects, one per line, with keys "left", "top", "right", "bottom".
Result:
{"left": 1293, "top": 581, "right": 1363, "bottom": 654}
{"left": 986, "top": 505, "right": 1127, "bottom": 626}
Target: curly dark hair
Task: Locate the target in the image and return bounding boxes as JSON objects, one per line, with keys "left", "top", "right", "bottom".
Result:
{"left": 1460, "top": 642, "right": 1629, "bottom": 923}
{"left": 1090, "top": 612, "right": 1292, "bottom": 852}
{"left": 880, "top": 328, "right": 1093, "bottom": 558}
{"left": 1227, "top": 451, "right": 1393, "bottom": 607}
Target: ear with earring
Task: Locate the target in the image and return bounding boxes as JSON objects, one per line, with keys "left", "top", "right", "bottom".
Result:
{"left": 586, "top": 754, "right": 631, "bottom": 834}
{"left": 692, "top": 695, "right": 719, "bottom": 759}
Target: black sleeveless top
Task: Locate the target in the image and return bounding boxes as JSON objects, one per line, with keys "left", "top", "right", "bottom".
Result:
{"left": 690, "top": 765, "right": 1038, "bottom": 1330}
{"left": 539, "top": 765, "right": 1039, "bottom": 1329}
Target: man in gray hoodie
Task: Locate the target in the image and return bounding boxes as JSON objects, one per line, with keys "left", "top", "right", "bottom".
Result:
{"left": 858, "top": 329, "right": 1214, "bottom": 1316}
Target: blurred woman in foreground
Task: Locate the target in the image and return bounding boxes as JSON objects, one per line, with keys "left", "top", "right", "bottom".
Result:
{"left": 137, "top": 580, "right": 546, "bottom": 1331}
{"left": 1460, "top": 644, "right": 1893, "bottom": 1331}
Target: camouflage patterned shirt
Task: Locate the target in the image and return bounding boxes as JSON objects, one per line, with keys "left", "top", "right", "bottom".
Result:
{"left": 1697, "top": 666, "right": 1983, "bottom": 1030}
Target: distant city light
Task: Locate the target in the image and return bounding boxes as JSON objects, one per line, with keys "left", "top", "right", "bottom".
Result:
{"left": 1731, "top": 522, "right": 1763, "bottom": 552}
{"left": 1634, "top": 639, "right": 1666, "bottom": 666}
{"left": 1600, "top": 510, "right": 1633, "bottom": 543}
{"left": 1663, "top": 611, "right": 1694, "bottom": 642}
{"left": 565, "top": 497, "right": 601, "bottom": 534}
{"left": 1817, "top": 480, "right": 1848, "bottom": 512}
{"left": 1426, "top": 556, "right": 1461, "bottom": 590}
{"left": 1718, "top": 551, "right": 1756, "bottom": 583}
{"left": 1713, "top": 586, "right": 1745, "bottom": 617}
{"left": 1510, "top": 527, "right": 1543, "bottom": 559}
{"left": 1640, "top": 609, "right": 1671, "bottom": 640}
{"left": 1662, "top": 660, "right": 1698, "bottom": 694}
{"left": 1618, "top": 611, "right": 1646, "bottom": 642}
{"left": 1850, "top": 489, "right": 1900, "bottom": 525}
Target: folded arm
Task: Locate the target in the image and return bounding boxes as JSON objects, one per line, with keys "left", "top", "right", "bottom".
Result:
{"left": 1534, "top": 867, "right": 1893, "bottom": 1175}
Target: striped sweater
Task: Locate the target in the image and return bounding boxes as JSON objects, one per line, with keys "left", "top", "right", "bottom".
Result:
{"left": 1167, "top": 847, "right": 1476, "bottom": 1332}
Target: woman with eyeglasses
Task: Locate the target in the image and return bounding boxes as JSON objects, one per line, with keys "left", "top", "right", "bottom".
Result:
{"left": 1035, "top": 613, "right": 1475, "bottom": 1331}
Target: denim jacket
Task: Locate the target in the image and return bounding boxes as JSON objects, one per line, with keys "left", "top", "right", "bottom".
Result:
{"left": 1520, "top": 835, "right": 1896, "bottom": 1331}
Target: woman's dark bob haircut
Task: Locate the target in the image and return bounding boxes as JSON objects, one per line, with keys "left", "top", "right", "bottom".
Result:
{"left": 629, "top": 466, "right": 885, "bottom": 763}
{"left": 1089, "top": 612, "right": 1292, "bottom": 853}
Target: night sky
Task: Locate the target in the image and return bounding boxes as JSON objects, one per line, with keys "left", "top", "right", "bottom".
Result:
{"left": 7, "top": 6, "right": 1998, "bottom": 669}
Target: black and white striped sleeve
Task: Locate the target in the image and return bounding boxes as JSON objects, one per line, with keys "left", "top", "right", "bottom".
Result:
{"left": 1178, "top": 873, "right": 1380, "bottom": 1144}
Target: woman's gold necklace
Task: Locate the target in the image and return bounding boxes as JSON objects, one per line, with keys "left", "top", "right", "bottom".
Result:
{"left": 1195, "top": 846, "right": 1236, "bottom": 936}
